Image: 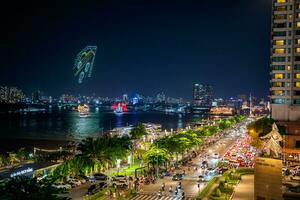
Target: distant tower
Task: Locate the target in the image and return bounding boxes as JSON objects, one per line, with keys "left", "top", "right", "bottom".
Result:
{"left": 249, "top": 93, "right": 253, "bottom": 117}
{"left": 123, "top": 94, "right": 128, "bottom": 104}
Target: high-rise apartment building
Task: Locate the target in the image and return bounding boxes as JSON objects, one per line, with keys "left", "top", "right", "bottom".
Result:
{"left": 193, "top": 83, "right": 213, "bottom": 113}
{"left": 270, "top": 0, "right": 300, "bottom": 121}
{"left": 0, "top": 86, "right": 25, "bottom": 103}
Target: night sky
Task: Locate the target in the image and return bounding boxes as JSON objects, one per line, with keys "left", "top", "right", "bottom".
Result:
{"left": 0, "top": 0, "right": 271, "bottom": 99}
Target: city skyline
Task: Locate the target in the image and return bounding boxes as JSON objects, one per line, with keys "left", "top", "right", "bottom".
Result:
{"left": 0, "top": 0, "right": 271, "bottom": 99}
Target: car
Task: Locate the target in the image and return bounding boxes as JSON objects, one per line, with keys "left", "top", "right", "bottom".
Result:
{"left": 172, "top": 173, "right": 184, "bottom": 181}
{"left": 68, "top": 178, "right": 81, "bottom": 187}
{"left": 201, "top": 161, "right": 208, "bottom": 169}
{"left": 207, "top": 168, "right": 216, "bottom": 176}
{"left": 87, "top": 184, "right": 100, "bottom": 196}
{"left": 212, "top": 153, "right": 220, "bottom": 159}
{"left": 94, "top": 173, "right": 108, "bottom": 181}
{"left": 87, "top": 182, "right": 108, "bottom": 196}
{"left": 163, "top": 171, "right": 172, "bottom": 176}
{"left": 52, "top": 183, "right": 72, "bottom": 191}
{"left": 86, "top": 176, "right": 97, "bottom": 183}
{"left": 198, "top": 175, "right": 205, "bottom": 182}
{"left": 113, "top": 175, "right": 127, "bottom": 181}
{"left": 112, "top": 179, "right": 128, "bottom": 188}
{"left": 77, "top": 177, "right": 87, "bottom": 184}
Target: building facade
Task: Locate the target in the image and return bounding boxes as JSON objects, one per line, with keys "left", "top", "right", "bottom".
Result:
{"left": 0, "top": 86, "right": 25, "bottom": 103}
{"left": 193, "top": 83, "right": 213, "bottom": 113}
{"left": 270, "top": 0, "right": 300, "bottom": 121}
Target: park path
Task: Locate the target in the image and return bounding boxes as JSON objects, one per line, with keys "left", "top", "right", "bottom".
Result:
{"left": 232, "top": 175, "right": 254, "bottom": 200}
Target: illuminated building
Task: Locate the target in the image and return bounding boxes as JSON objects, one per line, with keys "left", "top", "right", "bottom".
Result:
{"left": 0, "top": 86, "right": 25, "bottom": 103}
{"left": 193, "top": 83, "right": 213, "bottom": 113}
{"left": 32, "top": 90, "right": 42, "bottom": 103}
{"left": 270, "top": 0, "right": 300, "bottom": 121}
{"left": 60, "top": 94, "right": 77, "bottom": 103}
{"left": 209, "top": 106, "right": 234, "bottom": 115}
{"left": 123, "top": 94, "right": 128, "bottom": 104}
{"left": 156, "top": 92, "right": 166, "bottom": 103}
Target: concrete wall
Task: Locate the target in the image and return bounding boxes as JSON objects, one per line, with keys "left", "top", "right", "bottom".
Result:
{"left": 271, "top": 104, "right": 300, "bottom": 121}
{"left": 254, "top": 157, "right": 282, "bottom": 200}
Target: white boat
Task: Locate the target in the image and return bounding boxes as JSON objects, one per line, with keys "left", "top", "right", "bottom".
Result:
{"left": 78, "top": 104, "right": 89, "bottom": 117}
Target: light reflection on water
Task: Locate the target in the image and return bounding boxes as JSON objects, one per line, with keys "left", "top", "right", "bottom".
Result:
{"left": 0, "top": 111, "right": 202, "bottom": 141}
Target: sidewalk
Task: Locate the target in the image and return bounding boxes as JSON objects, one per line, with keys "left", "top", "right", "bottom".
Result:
{"left": 232, "top": 175, "right": 254, "bottom": 200}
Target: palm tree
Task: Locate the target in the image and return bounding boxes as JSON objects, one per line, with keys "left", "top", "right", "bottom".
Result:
{"left": 16, "top": 148, "right": 30, "bottom": 162}
{"left": 78, "top": 136, "right": 132, "bottom": 172}
{"left": 130, "top": 122, "right": 147, "bottom": 139}
{"left": 0, "top": 154, "right": 8, "bottom": 167}
{"left": 7, "top": 152, "right": 19, "bottom": 166}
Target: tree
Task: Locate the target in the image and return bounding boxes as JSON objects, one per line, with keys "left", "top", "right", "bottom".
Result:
{"left": 218, "top": 119, "right": 232, "bottom": 130}
{"left": 7, "top": 152, "right": 19, "bottom": 166}
{"left": 0, "top": 176, "right": 63, "bottom": 200}
{"left": 16, "top": 148, "right": 29, "bottom": 162}
{"left": 0, "top": 154, "right": 7, "bottom": 167}
{"left": 143, "top": 147, "right": 169, "bottom": 167}
{"left": 247, "top": 117, "right": 286, "bottom": 137}
{"left": 130, "top": 122, "right": 147, "bottom": 139}
{"left": 248, "top": 129, "right": 264, "bottom": 149}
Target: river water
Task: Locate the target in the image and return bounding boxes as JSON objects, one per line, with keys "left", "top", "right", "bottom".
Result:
{"left": 0, "top": 110, "right": 202, "bottom": 141}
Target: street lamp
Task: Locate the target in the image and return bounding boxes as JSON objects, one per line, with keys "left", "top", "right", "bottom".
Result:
{"left": 156, "top": 149, "right": 159, "bottom": 179}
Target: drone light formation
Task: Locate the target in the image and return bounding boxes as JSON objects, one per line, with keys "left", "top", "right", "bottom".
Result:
{"left": 74, "top": 46, "right": 97, "bottom": 84}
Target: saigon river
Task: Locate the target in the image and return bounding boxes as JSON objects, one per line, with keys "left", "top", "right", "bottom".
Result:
{"left": 0, "top": 110, "right": 202, "bottom": 143}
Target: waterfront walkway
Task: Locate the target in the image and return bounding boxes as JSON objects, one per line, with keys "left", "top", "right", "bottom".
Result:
{"left": 232, "top": 175, "right": 254, "bottom": 200}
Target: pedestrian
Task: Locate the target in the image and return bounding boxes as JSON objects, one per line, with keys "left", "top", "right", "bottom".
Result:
{"left": 158, "top": 191, "right": 162, "bottom": 198}
{"left": 161, "top": 183, "right": 165, "bottom": 191}
{"left": 169, "top": 186, "right": 173, "bottom": 193}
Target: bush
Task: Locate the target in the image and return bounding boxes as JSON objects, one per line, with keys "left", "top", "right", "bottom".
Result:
{"left": 197, "top": 177, "right": 218, "bottom": 199}
{"left": 215, "top": 188, "right": 221, "bottom": 197}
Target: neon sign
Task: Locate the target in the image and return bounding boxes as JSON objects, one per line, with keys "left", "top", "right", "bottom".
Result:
{"left": 10, "top": 167, "right": 33, "bottom": 178}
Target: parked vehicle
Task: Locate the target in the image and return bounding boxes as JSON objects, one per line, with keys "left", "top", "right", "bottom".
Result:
{"left": 94, "top": 173, "right": 108, "bottom": 181}
{"left": 52, "top": 183, "right": 72, "bottom": 191}
{"left": 112, "top": 175, "right": 127, "bottom": 181}
{"left": 86, "top": 182, "right": 108, "bottom": 196}
{"left": 68, "top": 178, "right": 81, "bottom": 187}
{"left": 112, "top": 179, "right": 128, "bottom": 188}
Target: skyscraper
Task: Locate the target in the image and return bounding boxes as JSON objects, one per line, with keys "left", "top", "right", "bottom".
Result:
{"left": 270, "top": 0, "right": 300, "bottom": 121}
{"left": 193, "top": 83, "right": 213, "bottom": 113}
{"left": 0, "top": 86, "right": 25, "bottom": 103}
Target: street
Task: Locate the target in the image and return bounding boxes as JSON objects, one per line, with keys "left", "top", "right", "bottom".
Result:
{"left": 66, "top": 118, "right": 253, "bottom": 200}
{"left": 131, "top": 118, "right": 253, "bottom": 199}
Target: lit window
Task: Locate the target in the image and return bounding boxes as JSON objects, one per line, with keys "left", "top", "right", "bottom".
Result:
{"left": 289, "top": 15, "right": 293, "bottom": 20}
{"left": 274, "top": 90, "right": 284, "bottom": 95}
{"left": 277, "top": 0, "right": 286, "bottom": 3}
{"left": 297, "top": 22, "right": 300, "bottom": 27}
{"left": 297, "top": 48, "right": 300, "bottom": 53}
{"left": 298, "top": 13, "right": 300, "bottom": 18}
{"left": 275, "top": 48, "right": 285, "bottom": 54}
{"left": 274, "top": 82, "right": 284, "bottom": 87}
{"left": 296, "top": 73, "right": 300, "bottom": 79}
{"left": 275, "top": 40, "right": 285, "bottom": 45}
{"left": 275, "top": 73, "right": 284, "bottom": 79}
{"left": 296, "top": 82, "right": 300, "bottom": 87}
{"left": 287, "top": 65, "right": 291, "bottom": 70}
